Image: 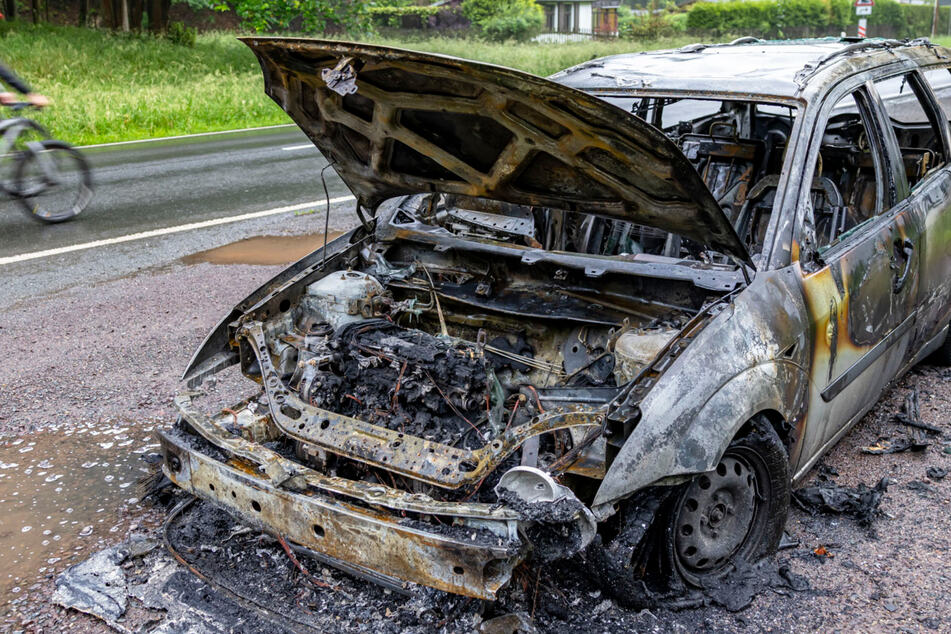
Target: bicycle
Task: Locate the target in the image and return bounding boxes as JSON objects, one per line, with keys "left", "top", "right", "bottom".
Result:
{"left": 0, "top": 103, "right": 93, "bottom": 223}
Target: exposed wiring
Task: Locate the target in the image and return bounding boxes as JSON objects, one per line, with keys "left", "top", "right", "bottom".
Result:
{"left": 525, "top": 385, "right": 546, "bottom": 413}
{"left": 422, "top": 368, "right": 485, "bottom": 442}
{"left": 483, "top": 344, "right": 565, "bottom": 376}
{"left": 319, "top": 161, "right": 335, "bottom": 271}
{"left": 419, "top": 263, "right": 449, "bottom": 337}
{"left": 276, "top": 534, "right": 335, "bottom": 590}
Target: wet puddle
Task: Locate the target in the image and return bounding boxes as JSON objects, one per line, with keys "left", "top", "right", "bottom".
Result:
{"left": 182, "top": 232, "right": 344, "bottom": 266}
{"left": 0, "top": 421, "right": 160, "bottom": 613}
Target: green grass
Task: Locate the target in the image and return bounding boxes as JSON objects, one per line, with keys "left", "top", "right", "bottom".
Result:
{"left": 367, "top": 34, "right": 693, "bottom": 76}
{"left": 2, "top": 23, "right": 691, "bottom": 146}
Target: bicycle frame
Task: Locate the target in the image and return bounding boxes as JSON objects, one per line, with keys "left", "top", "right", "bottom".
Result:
{"left": 0, "top": 117, "right": 57, "bottom": 196}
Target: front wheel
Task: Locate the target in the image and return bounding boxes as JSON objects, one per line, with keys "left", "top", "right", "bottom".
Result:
{"left": 592, "top": 416, "right": 789, "bottom": 608}
{"left": 14, "top": 140, "right": 94, "bottom": 223}
{"left": 666, "top": 417, "right": 789, "bottom": 586}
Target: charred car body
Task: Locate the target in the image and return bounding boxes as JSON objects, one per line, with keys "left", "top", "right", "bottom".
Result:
{"left": 158, "top": 38, "right": 951, "bottom": 602}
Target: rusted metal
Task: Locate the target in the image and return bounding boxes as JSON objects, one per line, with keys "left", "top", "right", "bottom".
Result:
{"left": 159, "top": 429, "right": 523, "bottom": 599}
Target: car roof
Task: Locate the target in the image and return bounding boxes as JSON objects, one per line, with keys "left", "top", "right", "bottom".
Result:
{"left": 552, "top": 38, "right": 947, "bottom": 102}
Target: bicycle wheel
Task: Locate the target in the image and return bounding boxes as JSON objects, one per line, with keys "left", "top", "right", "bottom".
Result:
{"left": 14, "top": 140, "right": 94, "bottom": 223}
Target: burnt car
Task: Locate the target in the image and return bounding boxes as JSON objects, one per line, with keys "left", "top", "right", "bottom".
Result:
{"left": 158, "top": 37, "right": 951, "bottom": 603}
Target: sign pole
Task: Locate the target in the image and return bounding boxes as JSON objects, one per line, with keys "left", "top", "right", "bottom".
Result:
{"left": 855, "top": 0, "right": 873, "bottom": 37}
{"left": 932, "top": 0, "right": 939, "bottom": 39}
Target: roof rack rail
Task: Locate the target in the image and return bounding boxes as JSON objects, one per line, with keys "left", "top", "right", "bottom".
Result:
{"left": 675, "top": 36, "right": 765, "bottom": 54}
{"left": 793, "top": 38, "right": 925, "bottom": 88}
{"left": 728, "top": 36, "right": 765, "bottom": 45}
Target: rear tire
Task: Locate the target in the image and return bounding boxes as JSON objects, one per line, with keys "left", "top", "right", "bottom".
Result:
{"left": 14, "top": 140, "right": 93, "bottom": 223}
{"left": 929, "top": 325, "right": 951, "bottom": 366}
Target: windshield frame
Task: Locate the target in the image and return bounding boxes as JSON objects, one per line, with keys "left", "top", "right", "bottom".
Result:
{"left": 379, "top": 90, "right": 806, "bottom": 273}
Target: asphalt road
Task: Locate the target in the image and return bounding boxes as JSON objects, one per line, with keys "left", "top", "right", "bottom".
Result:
{"left": 0, "top": 125, "right": 358, "bottom": 306}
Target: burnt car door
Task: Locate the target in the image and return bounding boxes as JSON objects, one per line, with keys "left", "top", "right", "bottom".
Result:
{"left": 901, "top": 66, "right": 951, "bottom": 351}
{"left": 793, "top": 79, "right": 922, "bottom": 475}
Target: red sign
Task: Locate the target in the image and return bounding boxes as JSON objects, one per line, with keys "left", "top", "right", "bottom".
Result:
{"left": 855, "top": 0, "right": 874, "bottom": 6}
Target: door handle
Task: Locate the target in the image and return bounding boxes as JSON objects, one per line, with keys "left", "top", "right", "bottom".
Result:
{"left": 893, "top": 238, "right": 914, "bottom": 293}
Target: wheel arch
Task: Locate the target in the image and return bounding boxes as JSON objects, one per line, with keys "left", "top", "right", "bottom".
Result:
{"left": 593, "top": 360, "right": 808, "bottom": 508}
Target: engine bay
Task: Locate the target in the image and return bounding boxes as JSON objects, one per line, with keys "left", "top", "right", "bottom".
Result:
{"left": 234, "top": 231, "right": 708, "bottom": 503}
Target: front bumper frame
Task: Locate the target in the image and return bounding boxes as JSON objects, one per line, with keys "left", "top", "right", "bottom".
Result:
{"left": 158, "top": 395, "right": 527, "bottom": 599}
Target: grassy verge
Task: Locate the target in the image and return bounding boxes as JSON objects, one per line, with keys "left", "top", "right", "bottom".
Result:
{"left": 2, "top": 23, "right": 691, "bottom": 146}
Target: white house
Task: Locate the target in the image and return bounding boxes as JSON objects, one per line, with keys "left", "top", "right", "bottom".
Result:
{"left": 536, "top": 0, "right": 620, "bottom": 37}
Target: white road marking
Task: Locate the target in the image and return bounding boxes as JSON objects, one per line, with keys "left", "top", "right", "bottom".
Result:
{"left": 281, "top": 144, "right": 316, "bottom": 152}
{"left": 75, "top": 124, "right": 297, "bottom": 150}
{"left": 0, "top": 195, "right": 356, "bottom": 266}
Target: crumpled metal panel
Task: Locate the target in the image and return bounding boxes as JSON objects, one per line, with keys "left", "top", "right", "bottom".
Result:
{"left": 172, "top": 391, "right": 521, "bottom": 520}
{"left": 594, "top": 267, "right": 810, "bottom": 506}
{"left": 159, "top": 431, "right": 523, "bottom": 599}
{"left": 241, "top": 37, "right": 751, "bottom": 263}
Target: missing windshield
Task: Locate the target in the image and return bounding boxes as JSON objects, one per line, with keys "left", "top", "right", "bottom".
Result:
{"left": 388, "top": 96, "right": 798, "bottom": 262}
{"left": 389, "top": 194, "right": 704, "bottom": 262}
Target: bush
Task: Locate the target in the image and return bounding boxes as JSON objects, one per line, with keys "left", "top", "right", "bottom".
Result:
{"left": 667, "top": 12, "right": 688, "bottom": 33}
{"left": 460, "top": 0, "right": 502, "bottom": 25}
{"left": 685, "top": 2, "right": 722, "bottom": 32}
{"left": 462, "top": 0, "right": 543, "bottom": 41}
{"left": 166, "top": 21, "right": 197, "bottom": 46}
{"left": 684, "top": 0, "right": 949, "bottom": 39}
{"left": 480, "top": 4, "right": 544, "bottom": 41}
{"left": 213, "top": 0, "right": 372, "bottom": 36}
{"left": 621, "top": 1, "right": 690, "bottom": 39}
{"left": 368, "top": 5, "right": 443, "bottom": 29}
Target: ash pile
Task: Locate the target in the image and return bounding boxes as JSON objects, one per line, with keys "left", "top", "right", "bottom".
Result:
{"left": 295, "top": 319, "right": 487, "bottom": 448}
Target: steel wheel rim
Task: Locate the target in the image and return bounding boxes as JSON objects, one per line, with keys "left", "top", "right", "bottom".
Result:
{"left": 674, "top": 449, "right": 765, "bottom": 576}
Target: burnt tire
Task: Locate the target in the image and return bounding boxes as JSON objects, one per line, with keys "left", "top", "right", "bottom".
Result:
{"left": 589, "top": 416, "right": 789, "bottom": 608}
{"left": 929, "top": 325, "right": 951, "bottom": 366}
{"left": 665, "top": 416, "right": 789, "bottom": 587}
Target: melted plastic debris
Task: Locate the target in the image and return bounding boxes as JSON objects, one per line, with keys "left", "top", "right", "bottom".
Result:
{"left": 302, "top": 320, "right": 489, "bottom": 447}
{"left": 861, "top": 436, "right": 929, "bottom": 454}
{"left": 698, "top": 560, "right": 810, "bottom": 613}
{"left": 926, "top": 466, "right": 948, "bottom": 480}
{"left": 792, "top": 477, "right": 890, "bottom": 526}
{"left": 52, "top": 543, "right": 129, "bottom": 622}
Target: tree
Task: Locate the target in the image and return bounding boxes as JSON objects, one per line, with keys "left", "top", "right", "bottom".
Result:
{"left": 148, "top": 0, "right": 172, "bottom": 33}
{"left": 100, "top": 0, "right": 171, "bottom": 32}
{"left": 214, "top": 0, "right": 372, "bottom": 35}
{"left": 461, "top": 0, "right": 543, "bottom": 40}
{"left": 3, "top": 0, "right": 16, "bottom": 20}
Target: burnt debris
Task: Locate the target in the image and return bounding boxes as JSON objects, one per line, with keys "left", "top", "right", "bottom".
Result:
{"left": 297, "top": 319, "right": 490, "bottom": 448}
{"left": 926, "top": 466, "right": 948, "bottom": 480}
{"left": 893, "top": 384, "right": 943, "bottom": 436}
{"left": 792, "top": 477, "right": 890, "bottom": 526}
{"left": 861, "top": 436, "right": 929, "bottom": 455}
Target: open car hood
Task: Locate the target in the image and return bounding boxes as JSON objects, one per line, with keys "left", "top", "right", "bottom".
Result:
{"left": 242, "top": 38, "right": 751, "bottom": 264}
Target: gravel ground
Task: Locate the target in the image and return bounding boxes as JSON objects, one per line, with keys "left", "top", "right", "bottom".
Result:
{"left": 1, "top": 250, "right": 949, "bottom": 632}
